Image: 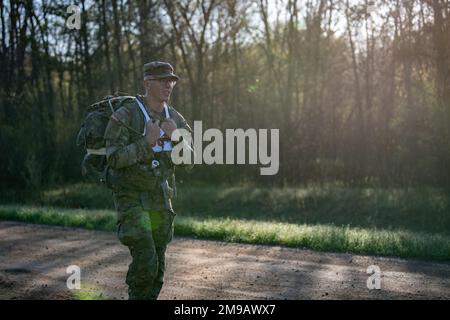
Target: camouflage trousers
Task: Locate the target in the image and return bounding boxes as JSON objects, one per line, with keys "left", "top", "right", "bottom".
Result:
{"left": 113, "top": 191, "right": 175, "bottom": 300}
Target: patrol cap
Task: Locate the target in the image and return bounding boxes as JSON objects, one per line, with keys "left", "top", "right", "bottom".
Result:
{"left": 143, "top": 61, "right": 179, "bottom": 81}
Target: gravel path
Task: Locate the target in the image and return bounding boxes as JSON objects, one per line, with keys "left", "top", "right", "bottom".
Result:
{"left": 0, "top": 221, "right": 448, "bottom": 300}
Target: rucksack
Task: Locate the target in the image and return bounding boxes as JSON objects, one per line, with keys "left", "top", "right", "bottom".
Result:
{"left": 76, "top": 94, "right": 135, "bottom": 184}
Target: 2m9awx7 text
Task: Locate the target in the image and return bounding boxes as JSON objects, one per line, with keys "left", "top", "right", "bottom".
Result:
{"left": 217, "top": 304, "right": 276, "bottom": 315}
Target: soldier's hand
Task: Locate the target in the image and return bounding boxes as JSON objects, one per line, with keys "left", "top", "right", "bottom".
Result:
{"left": 146, "top": 120, "right": 160, "bottom": 147}
{"left": 161, "top": 119, "right": 177, "bottom": 139}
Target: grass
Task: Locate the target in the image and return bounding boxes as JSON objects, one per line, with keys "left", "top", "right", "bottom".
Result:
{"left": 0, "top": 204, "right": 449, "bottom": 261}
{"left": 10, "top": 183, "right": 449, "bottom": 235}
{"left": 0, "top": 205, "right": 116, "bottom": 231}
{"left": 71, "top": 284, "right": 107, "bottom": 300}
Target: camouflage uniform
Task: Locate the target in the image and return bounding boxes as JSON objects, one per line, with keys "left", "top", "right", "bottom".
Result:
{"left": 104, "top": 62, "right": 192, "bottom": 300}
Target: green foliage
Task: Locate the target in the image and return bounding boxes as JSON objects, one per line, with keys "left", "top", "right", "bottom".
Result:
{"left": 0, "top": 205, "right": 116, "bottom": 232}
{"left": 2, "top": 1, "right": 450, "bottom": 189}
{"left": 176, "top": 217, "right": 450, "bottom": 261}
{"left": 21, "top": 183, "right": 450, "bottom": 235}
{"left": 71, "top": 285, "right": 107, "bottom": 300}
{"left": 179, "top": 185, "right": 450, "bottom": 235}
{"left": 1, "top": 182, "right": 449, "bottom": 261}
{"left": 0, "top": 205, "right": 448, "bottom": 261}
{"left": 39, "top": 183, "right": 115, "bottom": 209}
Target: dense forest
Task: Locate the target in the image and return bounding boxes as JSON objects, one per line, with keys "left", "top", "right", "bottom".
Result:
{"left": 0, "top": 0, "right": 449, "bottom": 189}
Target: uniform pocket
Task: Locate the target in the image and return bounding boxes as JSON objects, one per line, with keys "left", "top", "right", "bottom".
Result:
{"left": 117, "top": 207, "right": 152, "bottom": 246}
{"left": 150, "top": 210, "right": 175, "bottom": 244}
{"left": 140, "top": 192, "right": 152, "bottom": 211}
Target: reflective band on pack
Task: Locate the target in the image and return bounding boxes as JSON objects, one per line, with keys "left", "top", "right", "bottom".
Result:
{"left": 86, "top": 148, "right": 106, "bottom": 155}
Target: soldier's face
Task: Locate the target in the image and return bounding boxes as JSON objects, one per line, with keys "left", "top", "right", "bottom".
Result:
{"left": 145, "top": 78, "right": 176, "bottom": 102}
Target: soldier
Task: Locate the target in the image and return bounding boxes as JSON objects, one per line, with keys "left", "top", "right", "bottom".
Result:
{"left": 104, "top": 61, "right": 193, "bottom": 300}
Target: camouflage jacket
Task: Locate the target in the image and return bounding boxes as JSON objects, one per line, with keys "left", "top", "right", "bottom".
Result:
{"left": 104, "top": 95, "right": 192, "bottom": 193}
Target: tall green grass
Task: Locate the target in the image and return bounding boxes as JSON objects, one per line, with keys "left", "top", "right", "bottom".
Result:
{"left": 1, "top": 205, "right": 449, "bottom": 261}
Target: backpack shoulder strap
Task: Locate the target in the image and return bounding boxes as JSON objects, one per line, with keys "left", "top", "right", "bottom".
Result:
{"left": 135, "top": 96, "right": 152, "bottom": 136}
{"left": 163, "top": 103, "right": 170, "bottom": 118}
{"left": 110, "top": 98, "right": 144, "bottom": 136}
{"left": 135, "top": 96, "right": 172, "bottom": 135}
{"left": 135, "top": 96, "right": 151, "bottom": 122}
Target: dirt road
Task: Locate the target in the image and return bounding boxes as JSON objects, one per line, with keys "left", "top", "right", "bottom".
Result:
{"left": 0, "top": 221, "right": 448, "bottom": 300}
